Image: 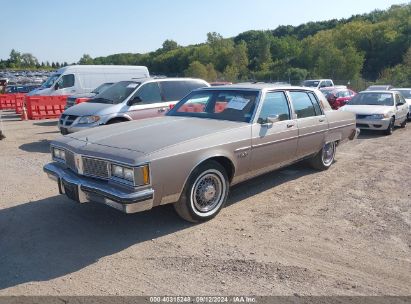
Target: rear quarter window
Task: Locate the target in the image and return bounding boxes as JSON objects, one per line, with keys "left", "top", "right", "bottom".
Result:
{"left": 160, "top": 80, "right": 206, "bottom": 101}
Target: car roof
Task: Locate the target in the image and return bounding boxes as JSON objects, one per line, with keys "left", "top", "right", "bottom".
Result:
{"left": 200, "top": 83, "right": 318, "bottom": 91}
{"left": 130, "top": 77, "right": 209, "bottom": 84}
{"left": 359, "top": 90, "right": 394, "bottom": 94}
{"left": 391, "top": 88, "right": 411, "bottom": 90}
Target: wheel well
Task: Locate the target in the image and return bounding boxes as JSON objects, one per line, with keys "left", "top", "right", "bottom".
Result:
{"left": 106, "top": 117, "right": 130, "bottom": 124}
{"left": 206, "top": 156, "right": 235, "bottom": 182}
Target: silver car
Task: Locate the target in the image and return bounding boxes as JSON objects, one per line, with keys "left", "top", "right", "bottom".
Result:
{"left": 58, "top": 78, "right": 209, "bottom": 134}
{"left": 44, "top": 84, "right": 357, "bottom": 222}
{"left": 339, "top": 90, "right": 408, "bottom": 135}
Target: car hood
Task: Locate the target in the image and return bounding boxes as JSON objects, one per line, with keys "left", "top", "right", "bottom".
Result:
{"left": 27, "top": 87, "right": 51, "bottom": 96}
{"left": 65, "top": 116, "right": 245, "bottom": 155}
{"left": 339, "top": 104, "right": 393, "bottom": 115}
{"left": 63, "top": 101, "right": 115, "bottom": 116}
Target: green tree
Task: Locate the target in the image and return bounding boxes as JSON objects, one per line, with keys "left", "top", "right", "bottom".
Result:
{"left": 162, "top": 39, "right": 179, "bottom": 52}
{"left": 78, "top": 54, "right": 94, "bottom": 65}
{"left": 184, "top": 61, "right": 208, "bottom": 79}
{"left": 206, "top": 63, "right": 217, "bottom": 82}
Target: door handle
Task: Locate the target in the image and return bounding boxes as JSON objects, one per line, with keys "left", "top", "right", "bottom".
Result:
{"left": 158, "top": 108, "right": 166, "bottom": 113}
{"left": 287, "top": 123, "right": 295, "bottom": 128}
{"left": 319, "top": 118, "right": 326, "bottom": 122}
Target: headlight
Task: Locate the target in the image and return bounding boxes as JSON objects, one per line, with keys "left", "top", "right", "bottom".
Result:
{"left": 367, "top": 114, "right": 386, "bottom": 119}
{"left": 78, "top": 115, "right": 100, "bottom": 124}
{"left": 52, "top": 147, "right": 66, "bottom": 162}
{"left": 110, "top": 164, "right": 150, "bottom": 186}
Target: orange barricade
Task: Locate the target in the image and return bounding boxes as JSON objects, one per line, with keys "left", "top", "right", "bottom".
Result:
{"left": 25, "top": 95, "right": 67, "bottom": 120}
{"left": 14, "top": 94, "right": 26, "bottom": 114}
{"left": 0, "top": 94, "right": 17, "bottom": 110}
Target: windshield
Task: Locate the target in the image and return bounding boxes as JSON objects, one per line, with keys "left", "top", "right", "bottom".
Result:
{"left": 91, "top": 82, "right": 114, "bottom": 94}
{"left": 90, "top": 81, "right": 140, "bottom": 104}
{"left": 41, "top": 74, "right": 61, "bottom": 88}
{"left": 396, "top": 89, "right": 411, "bottom": 99}
{"left": 302, "top": 80, "right": 320, "bottom": 87}
{"left": 167, "top": 89, "right": 259, "bottom": 123}
{"left": 348, "top": 93, "right": 394, "bottom": 106}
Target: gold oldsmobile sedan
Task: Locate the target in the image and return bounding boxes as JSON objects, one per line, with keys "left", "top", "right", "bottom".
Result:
{"left": 44, "top": 84, "right": 357, "bottom": 222}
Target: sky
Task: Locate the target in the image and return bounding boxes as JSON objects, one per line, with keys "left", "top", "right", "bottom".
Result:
{"left": 0, "top": 0, "right": 407, "bottom": 63}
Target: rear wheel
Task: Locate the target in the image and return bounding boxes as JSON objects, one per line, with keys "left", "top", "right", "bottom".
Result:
{"left": 174, "top": 161, "right": 229, "bottom": 223}
{"left": 308, "top": 142, "right": 336, "bottom": 171}
{"left": 384, "top": 117, "right": 395, "bottom": 135}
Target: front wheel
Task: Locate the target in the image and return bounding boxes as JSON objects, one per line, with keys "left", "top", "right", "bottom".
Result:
{"left": 174, "top": 161, "right": 229, "bottom": 223}
{"left": 308, "top": 142, "right": 336, "bottom": 171}
{"left": 384, "top": 117, "right": 395, "bottom": 135}
{"left": 400, "top": 118, "right": 407, "bottom": 128}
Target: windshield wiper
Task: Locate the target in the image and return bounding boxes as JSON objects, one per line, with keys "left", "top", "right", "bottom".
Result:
{"left": 89, "top": 97, "right": 115, "bottom": 104}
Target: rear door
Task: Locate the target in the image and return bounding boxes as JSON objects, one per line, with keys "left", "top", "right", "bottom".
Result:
{"left": 395, "top": 93, "right": 408, "bottom": 123}
{"left": 251, "top": 91, "right": 298, "bottom": 174}
{"left": 288, "top": 90, "right": 328, "bottom": 158}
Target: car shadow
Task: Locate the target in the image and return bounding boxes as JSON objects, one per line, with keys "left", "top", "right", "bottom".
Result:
{"left": 0, "top": 162, "right": 317, "bottom": 290}
{"left": 227, "top": 162, "right": 316, "bottom": 206}
{"left": 33, "top": 120, "right": 58, "bottom": 127}
{"left": 357, "top": 129, "right": 385, "bottom": 139}
{"left": 19, "top": 139, "right": 51, "bottom": 153}
{"left": 0, "top": 196, "right": 190, "bottom": 291}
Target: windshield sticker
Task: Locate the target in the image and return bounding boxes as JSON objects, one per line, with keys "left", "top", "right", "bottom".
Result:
{"left": 379, "top": 94, "right": 392, "bottom": 100}
{"left": 226, "top": 96, "right": 250, "bottom": 110}
{"left": 127, "top": 83, "right": 138, "bottom": 89}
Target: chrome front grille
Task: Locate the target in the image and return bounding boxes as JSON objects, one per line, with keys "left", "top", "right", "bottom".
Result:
{"left": 60, "top": 114, "right": 78, "bottom": 126}
{"left": 65, "top": 150, "right": 77, "bottom": 172}
{"left": 82, "top": 157, "right": 109, "bottom": 179}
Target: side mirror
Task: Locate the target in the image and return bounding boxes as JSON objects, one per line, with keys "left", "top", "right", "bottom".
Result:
{"left": 267, "top": 114, "right": 280, "bottom": 124}
{"left": 54, "top": 83, "right": 59, "bottom": 90}
{"left": 128, "top": 96, "right": 142, "bottom": 106}
{"left": 260, "top": 114, "right": 280, "bottom": 126}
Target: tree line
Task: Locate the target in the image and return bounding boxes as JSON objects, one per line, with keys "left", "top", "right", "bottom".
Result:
{"left": 0, "top": 49, "right": 69, "bottom": 70}
{"left": 2, "top": 3, "right": 410, "bottom": 88}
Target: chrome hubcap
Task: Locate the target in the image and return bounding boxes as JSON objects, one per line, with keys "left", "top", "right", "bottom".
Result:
{"left": 322, "top": 143, "right": 335, "bottom": 166}
{"left": 192, "top": 172, "right": 223, "bottom": 213}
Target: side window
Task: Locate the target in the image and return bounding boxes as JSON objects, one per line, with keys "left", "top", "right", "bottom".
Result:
{"left": 258, "top": 91, "right": 290, "bottom": 124}
{"left": 161, "top": 81, "right": 190, "bottom": 101}
{"left": 135, "top": 82, "right": 162, "bottom": 104}
{"left": 308, "top": 92, "right": 323, "bottom": 115}
{"left": 289, "top": 91, "right": 317, "bottom": 119}
{"left": 57, "top": 74, "right": 75, "bottom": 89}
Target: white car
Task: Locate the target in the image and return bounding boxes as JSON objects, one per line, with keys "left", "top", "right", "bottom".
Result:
{"left": 392, "top": 88, "right": 411, "bottom": 120}
{"left": 339, "top": 90, "right": 408, "bottom": 135}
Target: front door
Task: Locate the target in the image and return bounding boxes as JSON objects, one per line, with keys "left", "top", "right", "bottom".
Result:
{"left": 251, "top": 91, "right": 298, "bottom": 176}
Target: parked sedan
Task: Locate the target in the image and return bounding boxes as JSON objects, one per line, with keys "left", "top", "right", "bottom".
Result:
{"left": 320, "top": 88, "right": 356, "bottom": 109}
{"left": 44, "top": 84, "right": 357, "bottom": 222}
{"left": 339, "top": 91, "right": 408, "bottom": 135}
{"left": 392, "top": 88, "right": 411, "bottom": 120}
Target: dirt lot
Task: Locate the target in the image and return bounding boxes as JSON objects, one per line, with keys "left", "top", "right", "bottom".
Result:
{"left": 0, "top": 109, "right": 410, "bottom": 296}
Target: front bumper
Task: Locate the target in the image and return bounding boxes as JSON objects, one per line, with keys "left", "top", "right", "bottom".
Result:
{"left": 43, "top": 163, "right": 154, "bottom": 213}
{"left": 58, "top": 122, "right": 101, "bottom": 134}
{"left": 356, "top": 118, "right": 391, "bottom": 130}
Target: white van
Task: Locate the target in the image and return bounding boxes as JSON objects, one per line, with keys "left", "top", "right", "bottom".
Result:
{"left": 28, "top": 65, "right": 149, "bottom": 96}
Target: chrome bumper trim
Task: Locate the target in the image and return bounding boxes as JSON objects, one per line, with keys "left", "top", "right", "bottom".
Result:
{"left": 43, "top": 163, "right": 154, "bottom": 214}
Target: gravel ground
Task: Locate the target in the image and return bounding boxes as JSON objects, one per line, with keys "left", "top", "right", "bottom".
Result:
{"left": 0, "top": 110, "right": 410, "bottom": 296}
